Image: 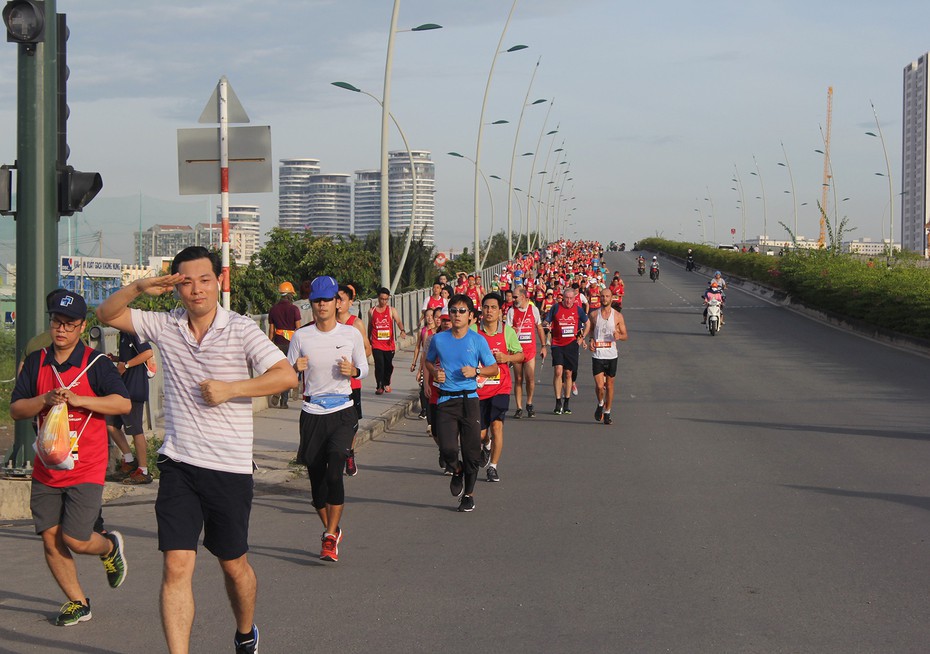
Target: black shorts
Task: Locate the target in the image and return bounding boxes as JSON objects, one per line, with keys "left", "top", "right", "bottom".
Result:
{"left": 31, "top": 481, "right": 103, "bottom": 541}
{"left": 112, "top": 401, "right": 145, "bottom": 435}
{"left": 155, "top": 456, "right": 254, "bottom": 560}
{"left": 351, "top": 387, "right": 362, "bottom": 420}
{"left": 551, "top": 342, "right": 580, "bottom": 372}
{"left": 592, "top": 357, "right": 618, "bottom": 378}
{"left": 479, "top": 394, "right": 510, "bottom": 430}
{"left": 297, "top": 407, "right": 358, "bottom": 468}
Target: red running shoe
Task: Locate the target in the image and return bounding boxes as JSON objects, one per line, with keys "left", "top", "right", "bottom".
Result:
{"left": 320, "top": 534, "right": 339, "bottom": 562}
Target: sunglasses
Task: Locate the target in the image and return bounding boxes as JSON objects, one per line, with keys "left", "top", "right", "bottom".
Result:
{"left": 312, "top": 297, "right": 335, "bottom": 303}
{"left": 448, "top": 307, "right": 470, "bottom": 315}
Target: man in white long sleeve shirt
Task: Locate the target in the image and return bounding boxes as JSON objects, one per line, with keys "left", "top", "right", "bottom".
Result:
{"left": 288, "top": 276, "right": 369, "bottom": 563}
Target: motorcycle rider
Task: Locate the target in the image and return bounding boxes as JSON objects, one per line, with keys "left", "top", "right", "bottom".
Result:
{"left": 702, "top": 282, "right": 725, "bottom": 325}
{"left": 649, "top": 256, "right": 660, "bottom": 280}
{"left": 686, "top": 249, "right": 695, "bottom": 271}
{"left": 636, "top": 255, "right": 646, "bottom": 275}
{"left": 710, "top": 270, "right": 727, "bottom": 290}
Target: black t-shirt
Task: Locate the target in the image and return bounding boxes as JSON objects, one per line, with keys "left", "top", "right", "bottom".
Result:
{"left": 118, "top": 332, "right": 152, "bottom": 403}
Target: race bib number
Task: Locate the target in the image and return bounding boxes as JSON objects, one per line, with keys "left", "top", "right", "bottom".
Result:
{"left": 518, "top": 332, "right": 532, "bottom": 343}
{"left": 561, "top": 325, "right": 575, "bottom": 337}
{"left": 376, "top": 329, "right": 391, "bottom": 340}
{"left": 594, "top": 340, "right": 612, "bottom": 349}
{"left": 69, "top": 430, "right": 79, "bottom": 461}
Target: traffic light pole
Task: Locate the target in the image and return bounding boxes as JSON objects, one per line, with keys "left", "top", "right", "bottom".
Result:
{"left": 6, "top": 0, "right": 59, "bottom": 471}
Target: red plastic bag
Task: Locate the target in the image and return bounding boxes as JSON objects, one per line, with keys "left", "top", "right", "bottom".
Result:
{"left": 35, "top": 403, "right": 74, "bottom": 470}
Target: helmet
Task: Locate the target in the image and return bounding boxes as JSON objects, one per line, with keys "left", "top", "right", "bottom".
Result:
{"left": 710, "top": 282, "right": 719, "bottom": 289}
{"left": 714, "top": 271, "right": 721, "bottom": 276}
{"left": 278, "top": 281, "right": 296, "bottom": 296}
{"left": 652, "top": 256, "right": 657, "bottom": 261}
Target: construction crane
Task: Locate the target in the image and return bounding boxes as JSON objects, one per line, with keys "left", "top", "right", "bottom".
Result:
{"left": 819, "top": 86, "right": 833, "bottom": 247}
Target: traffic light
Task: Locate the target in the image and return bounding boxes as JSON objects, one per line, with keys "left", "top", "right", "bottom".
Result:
{"left": 55, "top": 12, "right": 101, "bottom": 216}
{"left": 2, "top": 0, "right": 45, "bottom": 47}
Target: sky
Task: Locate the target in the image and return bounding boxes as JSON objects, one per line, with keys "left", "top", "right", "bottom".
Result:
{"left": 1, "top": 0, "right": 929, "bottom": 266}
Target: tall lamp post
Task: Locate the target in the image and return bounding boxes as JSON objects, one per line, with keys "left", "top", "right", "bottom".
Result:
{"left": 473, "top": 0, "right": 526, "bottom": 274}
{"left": 450, "top": 152, "right": 495, "bottom": 268}
{"left": 379, "top": 2, "right": 441, "bottom": 287}
{"left": 778, "top": 141, "right": 798, "bottom": 240}
{"left": 750, "top": 155, "right": 767, "bottom": 242}
{"left": 333, "top": 81, "right": 420, "bottom": 293}
{"left": 525, "top": 100, "right": 555, "bottom": 250}
{"left": 866, "top": 100, "right": 894, "bottom": 259}
{"left": 704, "top": 188, "right": 717, "bottom": 245}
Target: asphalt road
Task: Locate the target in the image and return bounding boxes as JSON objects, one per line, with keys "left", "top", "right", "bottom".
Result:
{"left": 2, "top": 250, "right": 929, "bottom": 653}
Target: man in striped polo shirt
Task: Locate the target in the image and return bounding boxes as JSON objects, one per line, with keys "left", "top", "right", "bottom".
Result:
{"left": 97, "top": 246, "right": 297, "bottom": 654}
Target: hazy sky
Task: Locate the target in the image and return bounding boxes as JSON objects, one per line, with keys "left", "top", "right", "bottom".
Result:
{"left": 1, "top": 0, "right": 928, "bottom": 265}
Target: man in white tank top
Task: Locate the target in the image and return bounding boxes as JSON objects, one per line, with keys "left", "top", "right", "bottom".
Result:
{"left": 580, "top": 286, "right": 628, "bottom": 425}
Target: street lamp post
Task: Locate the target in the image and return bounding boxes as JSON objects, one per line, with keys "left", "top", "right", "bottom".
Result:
{"left": 867, "top": 100, "right": 895, "bottom": 259}
{"left": 750, "top": 155, "right": 767, "bottom": 242}
{"left": 732, "top": 164, "right": 746, "bottom": 242}
{"left": 704, "top": 188, "right": 717, "bottom": 245}
{"left": 379, "top": 1, "right": 441, "bottom": 287}
{"left": 778, "top": 141, "right": 798, "bottom": 239}
{"left": 474, "top": 0, "right": 525, "bottom": 274}
{"left": 332, "top": 82, "right": 421, "bottom": 293}
{"left": 450, "top": 152, "right": 495, "bottom": 268}
{"left": 525, "top": 100, "right": 555, "bottom": 250}
{"left": 695, "top": 206, "right": 705, "bottom": 243}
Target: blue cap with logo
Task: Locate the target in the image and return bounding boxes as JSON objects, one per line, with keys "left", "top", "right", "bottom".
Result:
{"left": 309, "top": 276, "right": 339, "bottom": 300}
{"left": 47, "top": 290, "right": 87, "bottom": 321}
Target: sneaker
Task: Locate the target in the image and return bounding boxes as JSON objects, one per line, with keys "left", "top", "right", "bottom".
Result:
{"left": 418, "top": 410, "right": 427, "bottom": 419}
{"left": 345, "top": 450, "right": 358, "bottom": 477}
{"left": 122, "top": 468, "right": 153, "bottom": 485}
{"left": 480, "top": 444, "right": 491, "bottom": 468}
{"left": 234, "top": 625, "right": 260, "bottom": 654}
{"left": 572, "top": 382, "right": 578, "bottom": 396}
{"left": 526, "top": 405, "right": 536, "bottom": 418}
{"left": 100, "top": 531, "right": 127, "bottom": 588}
{"left": 450, "top": 468, "right": 464, "bottom": 498}
{"left": 486, "top": 466, "right": 500, "bottom": 483}
{"left": 320, "top": 534, "right": 339, "bottom": 562}
{"left": 107, "top": 459, "right": 138, "bottom": 481}
{"left": 55, "top": 598, "right": 91, "bottom": 627}
{"left": 439, "top": 453, "right": 445, "bottom": 470}
{"left": 594, "top": 405, "right": 604, "bottom": 422}
{"left": 384, "top": 386, "right": 392, "bottom": 393}
{"left": 375, "top": 387, "right": 384, "bottom": 395}
{"left": 563, "top": 401, "right": 572, "bottom": 415}
{"left": 513, "top": 408, "right": 523, "bottom": 419}
{"left": 553, "top": 400, "right": 563, "bottom": 415}
{"left": 458, "top": 495, "right": 476, "bottom": 512}
{"left": 603, "top": 413, "right": 613, "bottom": 425}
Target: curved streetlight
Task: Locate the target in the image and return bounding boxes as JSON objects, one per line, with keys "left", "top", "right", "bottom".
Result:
{"left": 450, "top": 152, "right": 495, "bottom": 268}
{"left": 534, "top": 132, "right": 561, "bottom": 244}
{"left": 333, "top": 81, "right": 422, "bottom": 293}
{"left": 777, "top": 141, "right": 798, "bottom": 239}
{"left": 504, "top": 56, "right": 545, "bottom": 260}
{"left": 732, "top": 164, "right": 746, "bottom": 241}
{"left": 704, "top": 188, "right": 717, "bottom": 245}
{"left": 867, "top": 99, "right": 894, "bottom": 258}
{"left": 473, "top": 0, "right": 526, "bottom": 274}
{"left": 378, "top": 2, "right": 442, "bottom": 287}
{"left": 525, "top": 100, "right": 555, "bottom": 250}
{"left": 750, "top": 155, "right": 767, "bottom": 242}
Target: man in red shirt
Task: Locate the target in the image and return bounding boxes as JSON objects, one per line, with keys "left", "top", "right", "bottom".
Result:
{"left": 11, "top": 290, "right": 132, "bottom": 627}
{"left": 368, "top": 287, "right": 406, "bottom": 394}
{"left": 542, "top": 287, "right": 587, "bottom": 415}
{"left": 267, "top": 281, "right": 302, "bottom": 408}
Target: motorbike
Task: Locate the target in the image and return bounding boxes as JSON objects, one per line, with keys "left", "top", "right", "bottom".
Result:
{"left": 706, "top": 299, "right": 722, "bottom": 336}
{"left": 649, "top": 264, "right": 659, "bottom": 282}
{"left": 637, "top": 261, "right": 646, "bottom": 276}
{"left": 686, "top": 256, "right": 695, "bottom": 272}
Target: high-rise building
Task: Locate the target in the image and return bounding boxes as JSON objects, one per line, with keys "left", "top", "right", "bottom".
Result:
{"left": 306, "top": 174, "right": 352, "bottom": 237}
{"left": 135, "top": 225, "right": 197, "bottom": 259}
{"left": 902, "top": 54, "right": 930, "bottom": 257}
{"left": 278, "top": 158, "right": 321, "bottom": 233}
{"left": 217, "top": 205, "right": 261, "bottom": 264}
{"left": 353, "top": 150, "right": 435, "bottom": 248}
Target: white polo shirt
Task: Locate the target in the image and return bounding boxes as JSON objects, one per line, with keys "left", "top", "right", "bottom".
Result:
{"left": 131, "top": 306, "right": 285, "bottom": 474}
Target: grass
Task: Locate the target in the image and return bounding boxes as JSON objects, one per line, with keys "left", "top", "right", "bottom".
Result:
{"left": 0, "top": 330, "right": 15, "bottom": 428}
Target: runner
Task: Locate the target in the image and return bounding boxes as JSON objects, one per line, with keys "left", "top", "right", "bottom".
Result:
{"left": 473, "top": 293, "right": 523, "bottom": 482}
{"left": 368, "top": 287, "right": 406, "bottom": 394}
{"left": 580, "top": 286, "right": 628, "bottom": 425}
{"left": 505, "top": 285, "right": 547, "bottom": 418}
{"left": 11, "top": 290, "right": 131, "bottom": 628}
{"left": 542, "top": 286, "right": 587, "bottom": 415}
{"left": 336, "top": 283, "right": 372, "bottom": 477}
{"left": 424, "top": 294, "right": 499, "bottom": 512}
{"left": 411, "top": 307, "right": 438, "bottom": 420}
{"left": 267, "top": 281, "right": 302, "bottom": 409}
{"left": 96, "top": 245, "right": 296, "bottom": 654}
{"left": 420, "top": 281, "right": 446, "bottom": 325}
{"left": 288, "top": 276, "right": 368, "bottom": 563}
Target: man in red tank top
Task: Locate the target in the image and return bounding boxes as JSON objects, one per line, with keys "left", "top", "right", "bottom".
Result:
{"left": 11, "top": 290, "right": 132, "bottom": 627}
{"left": 337, "top": 284, "right": 372, "bottom": 477}
{"left": 368, "top": 287, "right": 406, "bottom": 394}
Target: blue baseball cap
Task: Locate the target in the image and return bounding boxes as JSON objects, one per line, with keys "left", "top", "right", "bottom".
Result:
{"left": 309, "top": 276, "right": 339, "bottom": 300}
{"left": 47, "top": 290, "right": 87, "bottom": 321}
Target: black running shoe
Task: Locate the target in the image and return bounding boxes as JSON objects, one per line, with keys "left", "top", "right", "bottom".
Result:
{"left": 513, "top": 408, "right": 523, "bottom": 419}
{"left": 603, "top": 413, "right": 613, "bottom": 425}
{"left": 486, "top": 466, "right": 500, "bottom": 482}
{"left": 480, "top": 444, "right": 491, "bottom": 468}
{"left": 526, "top": 404, "right": 535, "bottom": 418}
{"left": 55, "top": 598, "right": 91, "bottom": 627}
{"left": 100, "top": 532, "right": 127, "bottom": 589}
{"left": 234, "top": 624, "right": 260, "bottom": 654}
{"left": 450, "top": 469, "right": 464, "bottom": 498}
{"left": 458, "top": 495, "right": 475, "bottom": 512}
{"left": 594, "top": 405, "right": 603, "bottom": 422}
{"left": 563, "top": 401, "right": 572, "bottom": 415}
{"left": 553, "top": 400, "right": 563, "bottom": 415}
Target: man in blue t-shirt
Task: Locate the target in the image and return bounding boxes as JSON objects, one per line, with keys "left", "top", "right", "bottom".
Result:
{"left": 425, "top": 294, "right": 498, "bottom": 513}
{"left": 108, "top": 331, "right": 155, "bottom": 484}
